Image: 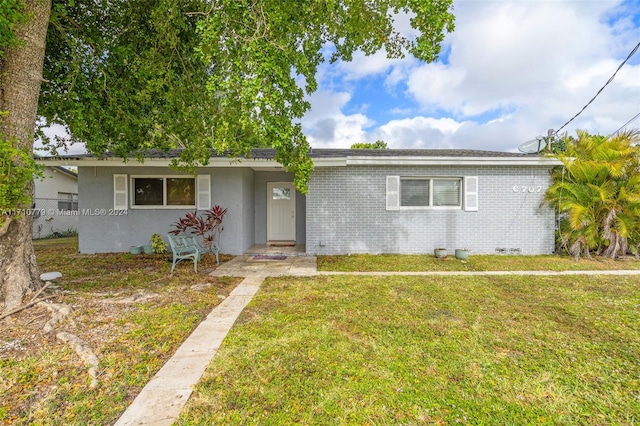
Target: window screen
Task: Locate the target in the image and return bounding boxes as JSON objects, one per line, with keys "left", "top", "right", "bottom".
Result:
{"left": 433, "top": 179, "right": 461, "bottom": 206}
{"left": 167, "top": 178, "right": 196, "bottom": 205}
{"left": 399, "top": 178, "right": 462, "bottom": 208}
{"left": 401, "top": 179, "right": 429, "bottom": 206}
{"left": 133, "top": 178, "right": 164, "bottom": 206}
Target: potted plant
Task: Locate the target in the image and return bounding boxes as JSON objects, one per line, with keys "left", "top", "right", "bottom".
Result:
{"left": 434, "top": 248, "right": 448, "bottom": 259}
{"left": 455, "top": 248, "right": 470, "bottom": 260}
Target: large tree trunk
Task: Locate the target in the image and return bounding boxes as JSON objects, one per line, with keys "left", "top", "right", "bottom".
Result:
{"left": 0, "top": 1, "right": 52, "bottom": 312}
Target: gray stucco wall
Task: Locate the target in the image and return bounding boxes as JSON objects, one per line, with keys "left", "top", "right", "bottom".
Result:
{"left": 254, "top": 171, "right": 306, "bottom": 244}
{"left": 239, "top": 168, "right": 256, "bottom": 252}
{"left": 306, "top": 165, "right": 556, "bottom": 255}
{"left": 77, "top": 166, "right": 257, "bottom": 254}
{"left": 210, "top": 167, "right": 255, "bottom": 255}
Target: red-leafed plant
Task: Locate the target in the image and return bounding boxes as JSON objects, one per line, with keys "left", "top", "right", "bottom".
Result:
{"left": 169, "top": 206, "right": 228, "bottom": 250}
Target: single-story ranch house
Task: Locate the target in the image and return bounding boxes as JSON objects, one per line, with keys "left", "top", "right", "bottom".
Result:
{"left": 40, "top": 148, "right": 561, "bottom": 256}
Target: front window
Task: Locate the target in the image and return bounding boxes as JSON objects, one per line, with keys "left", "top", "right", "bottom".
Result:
{"left": 132, "top": 176, "right": 196, "bottom": 207}
{"left": 134, "top": 178, "right": 163, "bottom": 206}
{"left": 400, "top": 178, "right": 461, "bottom": 208}
{"left": 167, "top": 178, "right": 196, "bottom": 205}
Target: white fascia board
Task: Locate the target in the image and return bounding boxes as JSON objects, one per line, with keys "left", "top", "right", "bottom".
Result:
{"left": 345, "top": 156, "right": 562, "bottom": 166}
{"left": 37, "top": 155, "right": 561, "bottom": 168}
{"left": 36, "top": 157, "right": 286, "bottom": 168}
{"left": 311, "top": 158, "right": 348, "bottom": 167}
{"left": 37, "top": 158, "right": 86, "bottom": 166}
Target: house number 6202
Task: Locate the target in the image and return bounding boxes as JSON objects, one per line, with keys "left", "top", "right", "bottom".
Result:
{"left": 513, "top": 185, "right": 542, "bottom": 193}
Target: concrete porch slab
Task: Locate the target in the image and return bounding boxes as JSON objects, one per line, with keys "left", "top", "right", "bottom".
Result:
{"left": 210, "top": 255, "right": 318, "bottom": 277}
{"left": 243, "top": 244, "right": 307, "bottom": 257}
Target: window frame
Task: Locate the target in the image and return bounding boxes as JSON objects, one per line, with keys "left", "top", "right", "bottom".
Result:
{"left": 399, "top": 177, "right": 462, "bottom": 210}
{"left": 129, "top": 175, "right": 197, "bottom": 209}
{"left": 57, "top": 192, "right": 78, "bottom": 211}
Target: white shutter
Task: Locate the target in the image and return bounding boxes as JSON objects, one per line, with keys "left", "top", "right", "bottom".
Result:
{"left": 464, "top": 176, "right": 478, "bottom": 211}
{"left": 113, "top": 174, "right": 128, "bottom": 210}
{"left": 386, "top": 176, "right": 400, "bottom": 210}
{"left": 197, "top": 175, "right": 211, "bottom": 210}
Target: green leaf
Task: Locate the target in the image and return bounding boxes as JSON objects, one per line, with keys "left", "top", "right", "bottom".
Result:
{"left": 38, "top": 0, "right": 455, "bottom": 193}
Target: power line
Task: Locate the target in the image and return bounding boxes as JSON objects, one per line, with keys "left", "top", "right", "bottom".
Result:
{"left": 555, "top": 41, "right": 640, "bottom": 135}
{"left": 608, "top": 111, "right": 640, "bottom": 137}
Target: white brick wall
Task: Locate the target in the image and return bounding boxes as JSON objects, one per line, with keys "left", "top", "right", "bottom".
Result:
{"left": 306, "top": 165, "right": 556, "bottom": 255}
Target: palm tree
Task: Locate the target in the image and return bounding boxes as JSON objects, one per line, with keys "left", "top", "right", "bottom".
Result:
{"left": 545, "top": 130, "right": 640, "bottom": 259}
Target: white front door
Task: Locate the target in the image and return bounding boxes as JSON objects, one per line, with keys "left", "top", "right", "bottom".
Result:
{"left": 267, "top": 182, "right": 296, "bottom": 242}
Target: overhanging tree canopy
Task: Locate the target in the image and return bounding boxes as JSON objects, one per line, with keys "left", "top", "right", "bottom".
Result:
{"left": 351, "top": 140, "right": 389, "bottom": 149}
{"left": 38, "top": 0, "right": 455, "bottom": 193}
{"left": 1, "top": 0, "right": 455, "bottom": 311}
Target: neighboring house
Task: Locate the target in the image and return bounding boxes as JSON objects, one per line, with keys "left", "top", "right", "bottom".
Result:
{"left": 39, "top": 149, "right": 560, "bottom": 255}
{"left": 33, "top": 166, "right": 79, "bottom": 239}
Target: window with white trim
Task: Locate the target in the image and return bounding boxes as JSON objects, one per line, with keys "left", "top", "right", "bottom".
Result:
{"left": 387, "top": 176, "right": 477, "bottom": 211}
{"left": 399, "top": 178, "right": 461, "bottom": 208}
{"left": 131, "top": 176, "right": 196, "bottom": 208}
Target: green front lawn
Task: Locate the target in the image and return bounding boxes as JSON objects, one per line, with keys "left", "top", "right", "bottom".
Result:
{"left": 318, "top": 253, "right": 640, "bottom": 272}
{"left": 179, "top": 274, "right": 640, "bottom": 425}
{"left": 1, "top": 237, "right": 240, "bottom": 425}
{"left": 5, "top": 238, "right": 639, "bottom": 424}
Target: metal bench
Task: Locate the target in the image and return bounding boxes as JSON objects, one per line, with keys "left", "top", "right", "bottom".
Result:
{"left": 200, "top": 239, "right": 220, "bottom": 265}
{"left": 167, "top": 234, "right": 202, "bottom": 273}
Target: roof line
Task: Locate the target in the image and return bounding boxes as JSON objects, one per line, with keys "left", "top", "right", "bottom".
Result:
{"left": 51, "top": 165, "right": 78, "bottom": 178}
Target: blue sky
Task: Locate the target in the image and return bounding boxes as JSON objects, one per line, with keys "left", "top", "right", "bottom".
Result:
{"left": 301, "top": 0, "right": 640, "bottom": 152}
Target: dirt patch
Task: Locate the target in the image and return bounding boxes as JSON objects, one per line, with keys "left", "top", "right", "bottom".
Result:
{"left": 1, "top": 279, "right": 236, "bottom": 361}
{"left": 0, "top": 278, "right": 238, "bottom": 423}
{"left": 1, "top": 237, "right": 240, "bottom": 424}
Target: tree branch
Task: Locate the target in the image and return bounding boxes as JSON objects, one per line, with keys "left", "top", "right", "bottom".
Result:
{"left": 0, "top": 216, "right": 12, "bottom": 238}
{"left": 0, "top": 295, "right": 57, "bottom": 321}
{"left": 30, "top": 281, "right": 50, "bottom": 302}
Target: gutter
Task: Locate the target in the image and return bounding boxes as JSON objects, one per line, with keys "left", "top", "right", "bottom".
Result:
{"left": 344, "top": 156, "right": 562, "bottom": 166}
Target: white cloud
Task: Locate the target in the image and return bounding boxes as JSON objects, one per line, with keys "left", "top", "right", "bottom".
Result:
{"left": 406, "top": 63, "right": 467, "bottom": 113}
{"left": 373, "top": 116, "right": 467, "bottom": 149}
{"left": 337, "top": 50, "right": 403, "bottom": 80}
{"left": 35, "top": 124, "right": 87, "bottom": 156}
{"left": 409, "top": 2, "right": 611, "bottom": 108}
{"left": 302, "top": 90, "right": 375, "bottom": 148}
{"left": 303, "top": 0, "right": 640, "bottom": 150}
{"left": 335, "top": 10, "right": 421, "bottom": 81}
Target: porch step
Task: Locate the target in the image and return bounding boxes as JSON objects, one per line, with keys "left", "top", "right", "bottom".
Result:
{"left": 267, "top": 241, "right": 296, "bottom": 247}
{"left": 243, "top": 244, "right": 308, "bottom": 257}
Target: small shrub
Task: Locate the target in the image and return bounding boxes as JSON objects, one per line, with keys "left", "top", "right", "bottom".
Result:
{"left": 42, "top": 228, "right": 77, "bottom": 239}
{"left": 150, "top": 233, "right": 168, "bottom": 254}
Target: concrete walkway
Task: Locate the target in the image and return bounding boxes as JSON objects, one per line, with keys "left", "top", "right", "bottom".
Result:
{"left": 114, "top": 276, "right": 264, "bottom": 426}
{"left": 115, "top": 255, "right": 319, "bottom": 425}
{"left": 115, "top": 255, "right": 640, "bottom": 425}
